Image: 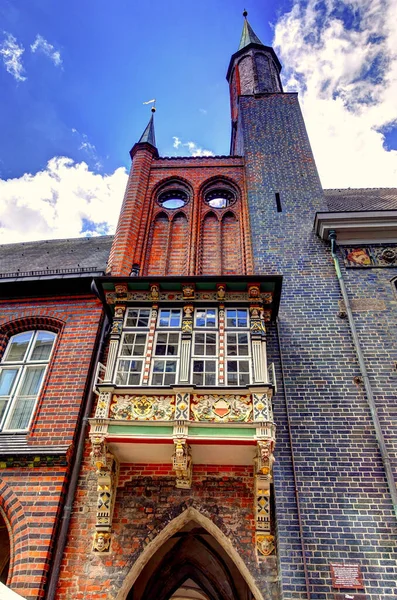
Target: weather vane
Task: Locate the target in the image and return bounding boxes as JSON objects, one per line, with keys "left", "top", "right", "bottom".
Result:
{"left": 143, "top": 98, "right": 156, "bottom": 113}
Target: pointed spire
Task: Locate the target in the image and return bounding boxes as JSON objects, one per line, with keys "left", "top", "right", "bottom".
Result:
{"left": 130, "top": 106, "right": 159, "bottom": 160}
{"left": 138, "top": 108, "right": 156, "bottom": 147}
{"left": 239, "top": 10, "right": 264, "bottom": 50}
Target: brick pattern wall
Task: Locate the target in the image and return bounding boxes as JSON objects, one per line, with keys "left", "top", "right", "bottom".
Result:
{"left": 0, "top": 295, "right": 103, "bottom": 598}
{"left": 239, "top": 92, "right": 397, "bottom": 598}
{"left": 58, "top": 452, "right": 278, "bottom": 599}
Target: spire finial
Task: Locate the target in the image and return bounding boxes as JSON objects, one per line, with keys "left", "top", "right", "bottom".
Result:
{"left": 243, "top": 9, "right": 248, "bottom": 18}
{"left": 151, "top": 105, "right": 156, "bottom": 113}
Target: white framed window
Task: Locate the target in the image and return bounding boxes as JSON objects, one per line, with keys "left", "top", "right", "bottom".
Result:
{"left": 226, "top": 308, "right": 248, "bottom": 328}
{"left": 154, "top": 332, "right": 180, "bottom": 356}
{"left": 226, "top": 360, "right": 250, "bottom": 386}
{"left": 119, "top": 332, "right": 147, "bottom": 357}
{"left": 151, "top": 360, "right": 178, "bottom": 386}
{"left": 116, "top": 359, "right": 144, "bottom": 386}
{"left": 151, "top": 331, "right": 180, "bottom": 385}
{"left": 226, "top": 332, "right": 249, "bottom": 356}
{"left": 124, "top": 308, "right": 151, "bottom": 328}
{"left": 158, "top": 309, "right": 182, "bottom": 328}
{"left": 225, "top": 308, "right": 251, "bottom": 386}
{"left": 0, "top": 330, "right": 56, "bottom": 431}
{"left": 193, "top": 332, "right": 217, "bottom": 356}
{"left": 115, "top": 332, "right": 148, "bottom": 386}
{"left": 192, "top": 359, "right": 217, "bottom": 386}
{"left": 195, "top": 308, "right": 217, "bottom": 328}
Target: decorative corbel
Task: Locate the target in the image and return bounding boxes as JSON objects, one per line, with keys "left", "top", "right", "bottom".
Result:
{"left": 90, "top": 438, "right": 119, "bottom": 553}
{"left": 254, "top": 436, "right": 276, "bottom": 559}
{"left": 172, "top": 437, "right": 192, "bottom": 489}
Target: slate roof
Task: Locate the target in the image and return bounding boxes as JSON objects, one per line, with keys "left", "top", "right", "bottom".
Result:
{"left": 0, "top": 235, "right": 113, "bottom": 279}
{"left": 324, "top": 188, "right": 397, "bottom": 212}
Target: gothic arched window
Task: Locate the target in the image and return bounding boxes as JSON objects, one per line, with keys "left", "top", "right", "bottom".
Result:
{"left": 0, "top": 330, "right": 56, "bottom": 431}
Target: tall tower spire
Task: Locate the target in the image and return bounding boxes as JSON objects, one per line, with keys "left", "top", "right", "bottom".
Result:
{"left": 227, "top": 11, "right": 283, "bottom": 154}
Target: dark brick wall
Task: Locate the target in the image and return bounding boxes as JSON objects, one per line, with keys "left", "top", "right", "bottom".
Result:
{"left": 238, "top": 91, "right": 397, "bottom": 598}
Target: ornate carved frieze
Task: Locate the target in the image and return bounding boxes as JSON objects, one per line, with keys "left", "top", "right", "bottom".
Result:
{"left": 105, "top": 289, "right": 274, "bottom": 305}
{"left": 172, "top": 438, "right": 192, "bottom": 489}
{"left": 191, "top": 394, "right": 252, "bottom": 422}
{"left": 109, "top": 394, "right": 175, "bottom": 420}
{"left": 343, "top": 244, "right": 397, "bottom": 267}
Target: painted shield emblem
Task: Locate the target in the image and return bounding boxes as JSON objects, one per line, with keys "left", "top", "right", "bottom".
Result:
{"left": 133, "top": 396, "right": 153, "bottom": 416}
{"left": 213, "top": 398, "right": 230, "bottom": 418}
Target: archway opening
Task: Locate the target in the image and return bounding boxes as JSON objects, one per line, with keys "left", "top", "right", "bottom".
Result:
{"left": 127, "top": 520, "right": 253, "bottom": 600}
{"left": 0, "top": 510, "right": 11, "bottom": 584}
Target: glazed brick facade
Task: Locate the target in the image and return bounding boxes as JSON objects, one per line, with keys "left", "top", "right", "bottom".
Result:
{"left": 238, "top": 92, "right": 397, "bottom": 598}
{"left": 57, "top": 450, "right": 278, "bottom": 600}
{"left": 0, "top": 295, "right": 103, "bottom": 598}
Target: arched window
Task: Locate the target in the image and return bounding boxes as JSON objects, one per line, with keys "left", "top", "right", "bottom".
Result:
{"left": 0, "top": 330, "right": 56, "bottom": 431}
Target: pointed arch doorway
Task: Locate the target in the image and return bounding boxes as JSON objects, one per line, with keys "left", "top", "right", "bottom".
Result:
{"left": 121, "top": 508, "right": 263, "bottom": 600}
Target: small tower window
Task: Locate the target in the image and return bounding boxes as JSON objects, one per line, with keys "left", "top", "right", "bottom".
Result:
{"left": 205, "top": 188, "right": 236, "bottom": 209}
{"left": 158, "top": 189, "right": 188, "bottom": 209}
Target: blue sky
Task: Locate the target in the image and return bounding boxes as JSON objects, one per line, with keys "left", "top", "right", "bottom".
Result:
{"left": 0, "top": 0, "right": 397, "bottom": 243}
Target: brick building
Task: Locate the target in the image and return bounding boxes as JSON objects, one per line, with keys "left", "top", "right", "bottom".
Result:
{"left": 1, "top": 13, "right": 397, "bottom": 600}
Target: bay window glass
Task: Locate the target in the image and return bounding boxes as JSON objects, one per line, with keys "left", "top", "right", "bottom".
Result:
{"left": 158, "top": 309, "right": 181, "bottom": 328}
{"left": 0, "top": 330, "right": 56, "bottom": 431}
{"left": 226, "top": 308, "right": 248, "bottom": 328}
{"left": 195, "top": 308, "right": 216, "bottom": 328}
{"left": 192, "top": 359, "right": 216, "bottom": 386}
{"left": 125, "top": 308, "right": 151, "bottom": 328}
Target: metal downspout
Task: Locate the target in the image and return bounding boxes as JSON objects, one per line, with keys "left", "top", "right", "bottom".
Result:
{"left": 328, "top": 231, "right": 397, "bottom": 520}
{"left": 45, "top": 281, "right": 110, "bottom": 600}
{"left": 276, "top": 320, "right": 311, "bottom": 600}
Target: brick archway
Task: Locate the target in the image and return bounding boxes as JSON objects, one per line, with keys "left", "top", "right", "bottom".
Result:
{"left": 116, "top": 507, "right": 265, "bottom": 600}
{"left": 0, "top": 481, "right": 30, "bottom": 587}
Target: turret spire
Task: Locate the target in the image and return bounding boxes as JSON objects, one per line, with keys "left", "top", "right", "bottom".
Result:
{"left": 130, "top": 106, "right": 158, "bottom": 160}
{"left": 239, "top": 10, "right": 264, "bottom": 50}
{"left": 138, "top": 107, "right": 156, "bottom": 147}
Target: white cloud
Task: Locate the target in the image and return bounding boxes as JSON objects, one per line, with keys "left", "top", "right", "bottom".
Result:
{"left": 273, "top": 0, "right": 397, "bottom": 188}
{"left": 199, "top": 108, "right": 208, "bottom": 115}
{"left": 0, "top": 32, "right": 26, "bottom": 81}
{"left": 30, "top": 34, "right": 62, "bottom": 67}
{"left": 172, "top": 136, "right": 215, "bottom": 157}
{"left": 0, "top": 157, "right": 128, "bottom": 244}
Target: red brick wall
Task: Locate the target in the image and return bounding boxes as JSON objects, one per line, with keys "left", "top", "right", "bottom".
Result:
{"left": 167, "top": 212, "right": 189, "bottom": 276}
{"left": 108, "top": 154, "right": 254, "bottom": 277}
{"left": 57, "top": 450, "right": 262, "bottom": 600}
{"left": 0, "top": 294, "right": 103, "bottom": 598}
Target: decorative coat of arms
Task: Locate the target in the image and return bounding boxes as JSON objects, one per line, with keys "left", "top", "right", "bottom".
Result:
{"left": 191, "top": 394, "right": 252, "bottom": 422}
{"left": 110, "top": 395, "right": 175, "bottom": 420}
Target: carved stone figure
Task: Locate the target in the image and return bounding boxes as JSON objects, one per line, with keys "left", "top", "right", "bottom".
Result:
{"left": 93, "top": 531, "right": 111, "bottom": 553}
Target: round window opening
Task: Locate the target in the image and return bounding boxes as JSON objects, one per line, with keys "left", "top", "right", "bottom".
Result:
{"left": 205, "top": 188, "right": 235, "bottom": 209}
{"left": 158, "top": 189, "right": 188, "bottom": 209}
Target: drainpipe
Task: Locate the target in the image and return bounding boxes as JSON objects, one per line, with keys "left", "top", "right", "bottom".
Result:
{"left": 276, "top": 320, "right": 311, "bottom": 600}
{"left": 45, "top": 281, "right": 110, "bottom": 600}
{"left": 328, "top": 230, "right": 397, "bottom": 520}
